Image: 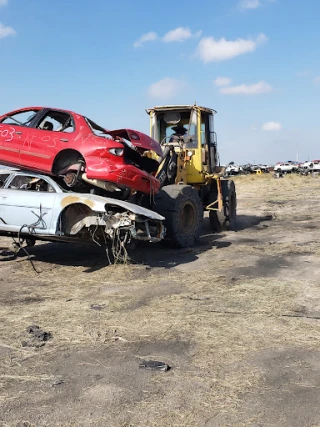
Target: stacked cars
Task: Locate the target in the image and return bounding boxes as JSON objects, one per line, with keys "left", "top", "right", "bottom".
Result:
{"left": 0, "top": 107, "right": 165, "bottom": 249}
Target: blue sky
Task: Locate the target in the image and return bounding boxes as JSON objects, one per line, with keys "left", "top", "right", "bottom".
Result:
{"left": 1, "top": 0, "right": 320, "bottom": 165}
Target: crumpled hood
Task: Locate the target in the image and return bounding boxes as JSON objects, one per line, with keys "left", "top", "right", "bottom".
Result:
{"left": 60, "top": 193, "right": 165, "bottom": 221}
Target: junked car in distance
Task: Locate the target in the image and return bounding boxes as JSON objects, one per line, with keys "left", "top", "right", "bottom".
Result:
{"left": 298, "top": 161, "right": 320, "bottom": 175}
{"left": 0, "top": 169, "right": 165, "bottom": 249}
{"left": 0, "top": 107, "right": 163, "bottom": 200}
{"left": 273, "top": 162, "right": 297, "bottom": 173}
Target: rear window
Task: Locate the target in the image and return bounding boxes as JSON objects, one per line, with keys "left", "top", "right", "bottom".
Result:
{"left": 85, "top": 117, "right": 111, "bottom": 138}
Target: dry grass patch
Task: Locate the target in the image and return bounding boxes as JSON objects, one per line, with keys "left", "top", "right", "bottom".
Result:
{"left": 1, "top": 173, "right": 320, "bottom": 425}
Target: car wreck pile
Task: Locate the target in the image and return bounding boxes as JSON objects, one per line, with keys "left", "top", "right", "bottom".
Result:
{"left": 224, "top": 162, "right": 270, "bottom": 176}
{"left": 0, "top": 107, "right": 166, "bottom": 255}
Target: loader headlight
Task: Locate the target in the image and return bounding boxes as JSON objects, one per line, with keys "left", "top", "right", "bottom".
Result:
{"left": 109, "top": 148, "right": 124, "bottom": 156}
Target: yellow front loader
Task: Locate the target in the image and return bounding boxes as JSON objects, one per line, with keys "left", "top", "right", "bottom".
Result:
{"left": 146, "top": 104, "right": 237, "bottom": 248}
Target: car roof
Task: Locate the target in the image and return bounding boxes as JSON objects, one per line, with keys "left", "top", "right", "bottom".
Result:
{"left": 0, "top": 167, "right": 20, "bottom": 174}
{"left": 9, "top": 106, "right": 75, "bottom": 114}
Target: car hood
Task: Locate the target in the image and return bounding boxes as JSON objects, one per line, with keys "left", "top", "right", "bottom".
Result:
{"left": 108, "top": 129, "right": 163, "bottom": 158}
{"left": 59, "top": 193, "right": 165, "bottom": 221}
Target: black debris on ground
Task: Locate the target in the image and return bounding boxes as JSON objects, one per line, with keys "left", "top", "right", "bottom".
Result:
{"left": 21, "top": 325, "right": 53, "bottom": 348}
{"left": 51, "top": 379, "right": 65, "bottom": 387}
{"left": 139, "top": 359, "right": 171, "bottom": 372}
{"left": 90, "top": 304, "right": 106, "bottom": 310}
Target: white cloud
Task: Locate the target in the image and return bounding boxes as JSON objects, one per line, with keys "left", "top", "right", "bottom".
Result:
{"left": 0, "top": 0, "right": 8, "bottom": 6}
{"left": 0, "top": 23, "right": 16, "bottom": 39}
{"left": 147, "top": 77, "right": 184, "bottom": 100}
{"left": 163, "top": 27, "right": 201, "bottom": 43}
{"left": 197, "top": 33, "right": 267, "bottom": 63}
{"left": 239, "top": 0, "right": 261, "bottom": 9}
{"left": 214, "top": 76, "right": 232, "bottom": 87}
{"left": 134, "top": 31, "right": 158, "bottom": 48}
{"left": 313, "top": 76, "right": 320, "bottom": 85}
{"left": 262, "top": 121, "right": 282, "bottom": 131}
{"left": 239, "top": 0, "right": 276, "bottom": 9}
{"left": 220, "top": 80, "right": 273, "bottom": 95}
{"left": 135, "top": 27, "right": 201, "bottom": 47}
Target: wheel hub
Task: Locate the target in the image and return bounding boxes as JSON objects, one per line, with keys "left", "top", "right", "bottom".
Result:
{"left": 63, "top": 172, "right": 78, "bottom": 187}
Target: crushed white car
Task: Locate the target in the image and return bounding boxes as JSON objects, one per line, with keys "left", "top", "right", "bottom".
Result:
{"left": 299, "top": 161, "right": 320, "bottom": 174}
{"left": 225, "top": 164, "right": 243, "bottom": 176}
{"left": 0, "top": 169, "right": 165, "bottom": 248}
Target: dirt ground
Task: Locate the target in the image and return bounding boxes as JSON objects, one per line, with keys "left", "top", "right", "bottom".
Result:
{"left": 1, "top": 174, "right": 320, "bottom": 427}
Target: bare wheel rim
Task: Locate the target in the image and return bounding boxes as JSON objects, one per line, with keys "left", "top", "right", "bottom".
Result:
{"left": 180, "top": 202, "right": 196, "bottom": 233}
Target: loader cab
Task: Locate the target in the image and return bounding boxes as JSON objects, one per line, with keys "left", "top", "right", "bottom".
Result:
{"left": 146, "top": 105, "right": 218, "bottom": 184}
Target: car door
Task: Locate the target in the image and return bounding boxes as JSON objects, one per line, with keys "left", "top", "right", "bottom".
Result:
{"left": 0, "top": 173, "right": 56, "bottom": 234}
{"left": 19, "top": 109, "right": 75, "bottom": 172}
{"left": 0, "top": 109, "right": 39, "bottom": 167}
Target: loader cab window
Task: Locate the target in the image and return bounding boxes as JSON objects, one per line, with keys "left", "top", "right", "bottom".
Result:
{"left": 157, "top": 110, "right": 198, "bottom": 148}
{"left": 201, "top": 113, "right": 212, "bottom": 147}
{"left": 200, "top": 120, "right": 207, "bottom": 147}
{"left": 201, "top": 112, "right": 217, "bottom": 172}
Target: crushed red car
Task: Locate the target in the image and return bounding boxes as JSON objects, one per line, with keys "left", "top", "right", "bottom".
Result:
{"left": 0, "top": 107, "right": 163, "bottom": 198}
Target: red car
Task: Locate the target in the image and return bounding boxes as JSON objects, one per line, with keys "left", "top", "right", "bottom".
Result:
{"left": 0, "top": 107, "right": 163, "bottom": 196}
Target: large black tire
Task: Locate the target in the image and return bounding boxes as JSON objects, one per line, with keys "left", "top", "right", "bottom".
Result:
{"left": 153, "top": 185, "right": 203, "bottom": 248}
{"left": 221, "top": 179, "right": 237, "bottom": 231}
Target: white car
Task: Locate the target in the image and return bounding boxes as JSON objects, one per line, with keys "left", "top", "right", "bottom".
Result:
{"left": 0, "top": 169, "right": 165, "bottom": 248}
{"left": 225, "top": 164, "right": 242, "bottom": 175}
{"left": 274, "top": 163, "right": 296, "bottom": 173}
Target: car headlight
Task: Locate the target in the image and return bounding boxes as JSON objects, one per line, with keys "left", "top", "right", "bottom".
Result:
{"left": 109, "top": 148, "right": 124, "bottom": 156}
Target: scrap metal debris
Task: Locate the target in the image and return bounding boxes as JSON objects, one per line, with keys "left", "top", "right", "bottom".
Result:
{"left": 22, "top": 325, "right": 52, "bottom": 348}
{"left": 90, "top": 304, "right": 106, "bottom": 310}
{"left": 139, "top": 359, "right": 171, "bottom": 372}
{"left": 51, "top": 379, "right": 65, "bottom": 387}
